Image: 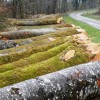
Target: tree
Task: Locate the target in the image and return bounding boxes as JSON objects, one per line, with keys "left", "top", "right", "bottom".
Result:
{"left": 11, "top": 0, "right": 25, "bottom": 18}
{"left": 72, "top": 0, "right": 79, "bottom": 10}
{"left": 98, "top": 0, "right": 100, "bottom": 14}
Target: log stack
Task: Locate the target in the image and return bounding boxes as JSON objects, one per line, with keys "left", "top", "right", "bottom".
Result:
{"left": 0, "top": 14, "right": 100, "bottom": 100}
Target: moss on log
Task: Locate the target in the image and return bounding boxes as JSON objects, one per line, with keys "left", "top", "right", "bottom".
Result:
{"left": 0, "top": 37, "right": 72, "bottom": 65}
{"left": 0, "top": 28, "right": 78, "bottom": 50}
{"left": 11, "top": 14, "right": 62, "bottom": 26}
{"left": 0, "top": 42, "right": 74, "bottom": 73}
{"left": 17, "top": 23, "right": 72, "bottom": 30}
{"left": 0, "top": 43, "right": 90, "bottom": 87}
{"left": 0, "top": 61, "right": 100, "bottom": 100}
{"left": 0, "top": 28, "right": 79, "bottom": 64}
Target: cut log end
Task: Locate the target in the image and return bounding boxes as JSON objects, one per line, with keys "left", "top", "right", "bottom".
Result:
{"left": 61, "top": 50, "right": 75, "bottom": 61}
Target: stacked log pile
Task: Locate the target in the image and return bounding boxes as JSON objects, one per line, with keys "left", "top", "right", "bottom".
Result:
{"left": 0, "top": 14, "right": 100, "bottom": 100}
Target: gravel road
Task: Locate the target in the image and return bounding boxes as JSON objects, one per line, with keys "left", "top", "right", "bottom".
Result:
{"left": 70, "top": 11, "right": 100, "bottom": 30}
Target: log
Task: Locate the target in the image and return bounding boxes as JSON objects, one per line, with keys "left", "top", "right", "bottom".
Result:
{"left": 0, "top": 29, "right": 80, "bottom": 66}
{"left": 0, "top": 28, "right": 78, "bottom": 50}
{"left": 0, "top": 28, "right": 56, "bottom": 39}
{"left": 0, "top": 40, "right": 17, "bottom": 50}
{"left": 15, "top": 20, "right": 58, "bottom": 26}
{"left": 0, "top": 42, "right": 74, "bottom": 73}
{"left": 17, "top": 23, "right": 72, "bottom": 30}
{"left": 0, "top": 61, "right": 100, "bottom": 100}
{"left": 10, "top": 14, "right": 62, "bottom": 26}
{"left": 0, "top": 37, "right": 71, "bottom": 65}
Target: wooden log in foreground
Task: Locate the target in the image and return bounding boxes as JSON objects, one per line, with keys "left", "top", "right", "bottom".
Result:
{"left": 0, "top": 61, "right": 100, "bottom": 100}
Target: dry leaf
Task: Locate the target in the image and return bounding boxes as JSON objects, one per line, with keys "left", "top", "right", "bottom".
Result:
{"left": 62, "top": 50, "right": 75, "bottom": 61}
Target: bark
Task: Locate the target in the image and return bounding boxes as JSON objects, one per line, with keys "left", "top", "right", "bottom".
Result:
{"left": 0, "top": 61, "right": 100, "bottom": 100}
{"left": 11, "top": 14, "right": 62, "bottom": 26}
{"left": 0, "top": 28, "right": 56, "bottom": 39}
{"left": 15, "top": 20, "right": 58, "bottom": 26}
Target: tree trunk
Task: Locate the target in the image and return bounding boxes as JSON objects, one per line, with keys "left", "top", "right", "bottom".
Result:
{"left": 11, "top": 14, "right": 62, "bottom": 26}
{"left": 0, "top": 28, "right": 56, "bottom": 39}
{"left": 0, "top": 61, "right": 100, "bottom": 100}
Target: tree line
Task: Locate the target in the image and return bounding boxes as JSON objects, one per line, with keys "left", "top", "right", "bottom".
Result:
{"left": 0, "top": 0, "right": 100, "bottom": 19}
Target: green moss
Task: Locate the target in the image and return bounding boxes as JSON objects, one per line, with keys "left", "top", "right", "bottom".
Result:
{"left": 1, "top": 28, "right": 78, "bottom": 50}
{"left": 0, "top": 36, "right": 74, "bottom": 65}
{"left": 0, "top": 43, "right": 90, "bottom": 88}
{"left": 17, "top": 23, "right": 71, "bottom": 30}
{"left": 0, "top": 42, "right": 72, "bottom": 73}
{"left": 0, "top": 28, "right": 79, "bottom": 65}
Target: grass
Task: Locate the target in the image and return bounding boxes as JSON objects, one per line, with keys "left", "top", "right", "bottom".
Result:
{"left": 64, "top": 16, "right": 100, "bottom": 43}
{"left": 82, "top": 12, "right": 100, "bottom": 21}
{"left": 0, "top": 43, "right": 90, "bottom": 88}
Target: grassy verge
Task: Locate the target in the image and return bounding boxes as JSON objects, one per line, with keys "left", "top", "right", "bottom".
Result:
{"left": 64, "top": 16, "right": 100, "bottom": 43}
{"left": 82, "top": 12, "right": 100, "bottom": 21}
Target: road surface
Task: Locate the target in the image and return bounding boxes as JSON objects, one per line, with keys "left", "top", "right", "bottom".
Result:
{"left": 70, "top": 11, "right": 100, "bottom": 30}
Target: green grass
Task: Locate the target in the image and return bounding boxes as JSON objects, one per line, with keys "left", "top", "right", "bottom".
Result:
{"left": 82, "top": 12, "right": 100, "bottom": 21}
{"left": 64, "top": 16, "right": 100, "bottom": 43}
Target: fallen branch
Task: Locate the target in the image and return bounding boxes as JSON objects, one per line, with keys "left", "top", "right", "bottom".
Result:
{"left": 0, "top": 61, "right": 100, "bottom": 100}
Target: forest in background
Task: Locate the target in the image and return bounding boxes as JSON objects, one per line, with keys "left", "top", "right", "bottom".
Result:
{"left": 0, "top": 0, "right": 100, "bottom": 19}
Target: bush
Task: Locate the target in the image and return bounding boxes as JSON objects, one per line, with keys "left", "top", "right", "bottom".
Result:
{"left": 0, "top": 22, "right": 8, "bottom": 30}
